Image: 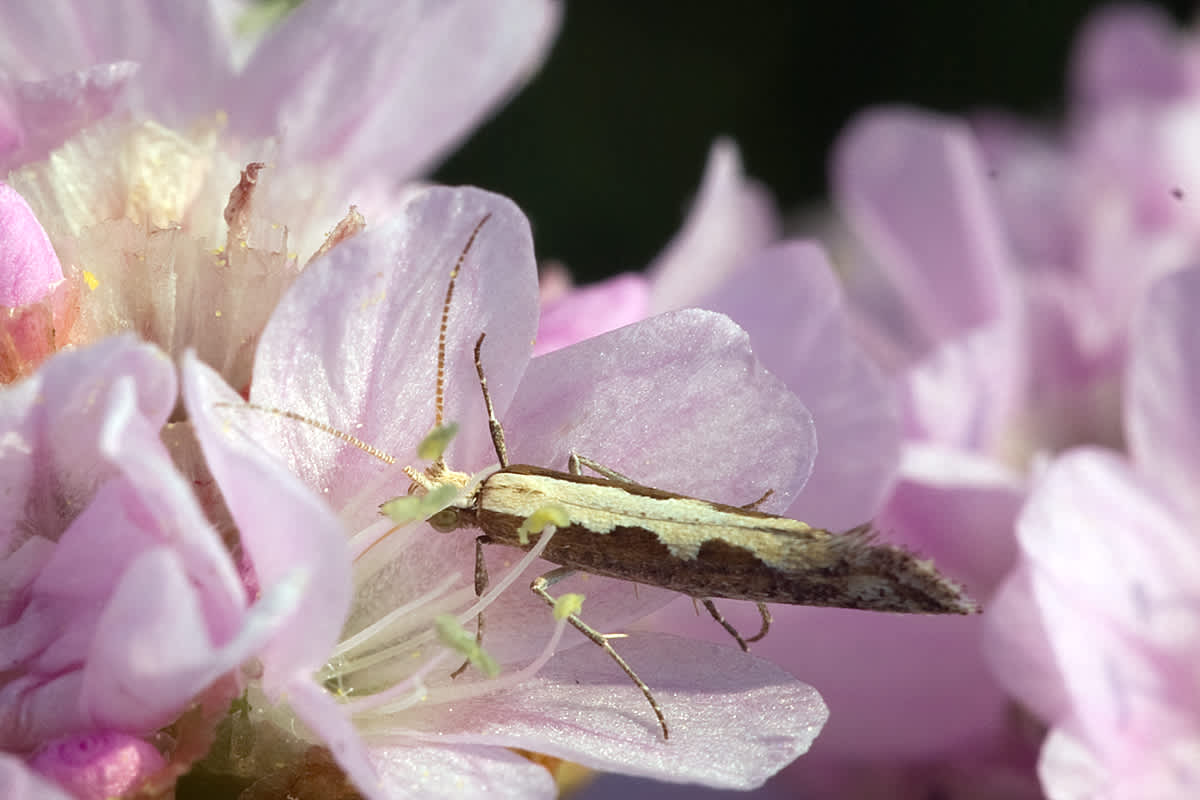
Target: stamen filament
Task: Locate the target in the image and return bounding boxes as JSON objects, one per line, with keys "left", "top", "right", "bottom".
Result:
{"left": 326, "top": 584, "right": 477, "bottom": 677}
{"left": 343, "top": 650, "right": 452, "bottom": 716}
{"left": 331, "top": 572, "right": 463, "bottom": 660}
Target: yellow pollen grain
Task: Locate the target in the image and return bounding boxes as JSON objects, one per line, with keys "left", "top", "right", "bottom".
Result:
{"left": 82, "top": 271, "right": 100, "bottom": 291}
{"left": 214, "top": 309, "right": 222, "bottom": 318}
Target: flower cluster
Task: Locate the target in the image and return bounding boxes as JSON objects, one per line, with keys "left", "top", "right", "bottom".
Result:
{"left": 0, "top": 2, "right": 833, "bottom": 799}
{"left": 9, "top": 2, "right": 1198, "bottom": 799}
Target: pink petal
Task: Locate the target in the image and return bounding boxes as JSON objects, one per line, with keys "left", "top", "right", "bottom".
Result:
{"left": 1040, "top": 726, "right": 1200, "bottom": 800}
{"left": 286, "top": 679, "right": 381, "bottom": 800}
{"left": 0, "top": 64, "right": 138, "bottom": 172}
{"left": 901, "top": 314, "right": 1028, "bottom": 453}
{"left": 390, "top": 634, "right": 827, "bottom": 789}
{"left": 0, "top": 753, "right": 72, "bottom": 800}
{"left": 182, "top": 353, "right": 352, "bottom": 684}
{"left": 969, "top": 114, "right": 1073, "bottom": 271}
{"left": 1071, "top": 4, "right": 1188, "bottom": 107}
{"left": 372, "top": 744, "right": 556, "bottom": 800}
{"left": 233, "top": 0, "right": 562, "bottom": 186}
{"left": 0, "top": 1, "right": 233, "bottom": 125}
{"left": 509, "top": 309, "right": 814, "bottom": 509}
{"left": 1036, "top": 728, "right": 1109, "bottom": 800}
{"left": 0, "top": 336, "right": 175, "bottom": 598}
{"left": 1126, "top": 265, "right": 1200, "bottom": 523}
{"left": 0, "top": 338, "right": 249, "bottom": 747}
{"left": 880, "top": 444, "right": 1024, "bottom": 594}
{"left": 81, "top": 547, "right": 266, "bottom": 730}
{"left": 0, "top": 182, "right": 62, "bottom": 306}
{"left": 985, "top": 565, "right": 1073, "bottom": 731}
{"left": 696, "top": 242, "right": 901, "bottom": 529}
{"left": 648, "top": 138, "right": 780, "bottom": 310}
{"left": 534, "top": 272, "right": 650, "bottom": 356}
{"left": 833, "top": 108, "right": 1018, "bottom": 350}
{"left": 94, "top": 354, "right": 245, "bottom": 634}
{"left": 656, "top": 594, "right": 1005, "bottom": 763}
{"left": 29, "top": 731, "right": 163, "bottom": 800}
{"left": 1013, "top": 449, "right": 1200, "bottom": 757}
{"left": 250, "top": 186, "right": 539, "bottom": 517}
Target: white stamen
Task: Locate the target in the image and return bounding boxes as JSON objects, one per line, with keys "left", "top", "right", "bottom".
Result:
{"left": 343, "top": 650, "right": 451, "bottom": 716}
{"left": 330, "top": 572, "right": 463, "bottom": 661}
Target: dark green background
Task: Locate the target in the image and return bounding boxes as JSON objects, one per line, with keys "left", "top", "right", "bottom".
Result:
{"left": 434, "top": 1, "right": 1193, "bottom": 282}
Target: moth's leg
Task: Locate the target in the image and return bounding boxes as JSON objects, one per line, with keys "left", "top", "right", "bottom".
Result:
{"left": 700, "top": 598, "right": 750, "bottom": 652}
{"left": 739, "top": 489, "right": 775, "bottom": 511}
{"left": 451, "top": 534, "right": 491, "bottom": 678}
{"left": 746, "top": 602, "right": 772, "bottom": 643}
{"left": 568, "top": 452, "right": 638, "bottom": 484}
{"left": 473, "top": 333, "right": 508, "bottom": 468}
{"left": 531, "top": 566, "right": 669, "bottom": 739}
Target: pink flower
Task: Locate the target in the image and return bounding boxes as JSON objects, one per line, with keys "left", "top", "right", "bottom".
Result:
{"left": 189, "top": 185, "right": 831, "bottom": 796}
{"left": 792, "top": 7, "right": 1200, "bottom": 791}
{"left": 0, "top": 335, "right": 327, "bottom": 790}
{"left": 970, "top": 5, "right": 1200, "bottom": 448}
{"left": 987, "top": 263, "right": 1200, "bottom": 798}
{"left": 0, "top": 0, "right": 561, "bottom": 387}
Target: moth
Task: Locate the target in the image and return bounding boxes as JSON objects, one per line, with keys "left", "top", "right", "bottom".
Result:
{"left": 242, "top": 212, "right": 978, "bottom": 739}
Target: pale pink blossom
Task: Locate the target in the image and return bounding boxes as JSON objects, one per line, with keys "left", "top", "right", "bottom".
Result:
{"left": 0, "top": 0, "right": 561, "bottom": 388}
{"left": 0, "top": 335, "right": 334, "bottom": 791}
{"left": 190, "top": 185, "right": 831, "bottom": 797}
{"left": 987, "top": 263, "right": 1200, "bottom": 799}
{"left": 796, "top": 7, "right": 1200, "bottom": 793}
{"left": 969, "top": 4, "right": 1200, "bottom": 449}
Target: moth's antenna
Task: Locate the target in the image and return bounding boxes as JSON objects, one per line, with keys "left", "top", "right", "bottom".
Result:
{"left": 435, "top": 213, "right": 493, "bottom": 448}
{"left": 214, "top": 402, "right": 396, "bottom": 464}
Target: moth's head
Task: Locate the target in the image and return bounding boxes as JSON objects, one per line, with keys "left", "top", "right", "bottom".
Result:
{"left": 427, "top": 505, "right": 463, "bottom": 532}
{"left": 383, "top": 463, "right": 477, "bottom": 530}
